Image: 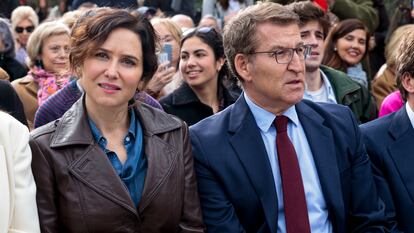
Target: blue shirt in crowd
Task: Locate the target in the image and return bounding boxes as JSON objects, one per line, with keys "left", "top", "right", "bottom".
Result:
{"left": 88, "top": 110, "right": 147, "bottom": 207}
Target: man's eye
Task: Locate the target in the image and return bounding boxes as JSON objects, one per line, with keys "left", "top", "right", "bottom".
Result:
{"left": 274, "top": 50, "right": 286, "bottom": 56}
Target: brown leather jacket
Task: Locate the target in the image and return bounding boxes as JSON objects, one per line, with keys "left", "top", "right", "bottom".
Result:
{"left": 29, "top": 97, "right": 205, "bottom": 233}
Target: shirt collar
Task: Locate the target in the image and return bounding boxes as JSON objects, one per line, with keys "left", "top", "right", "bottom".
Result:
{"left": 405, "top": 102, "right": 414, "bottom": 129}
{"left": 88, "top": 109, "right": 136, "bottom": 144}
{"left": 319, "top": 69, "right": 337, "bottom": 103}
{"left": 244, "top": 92, "right": 299, "bottom": 133}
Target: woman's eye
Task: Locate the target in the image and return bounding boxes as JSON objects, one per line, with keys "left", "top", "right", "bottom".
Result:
{"left": 95, "top": 52, "right": 108, "bottom": 59}
{"left": 50, "top": 47, "right": 60, "bottom": 52}
{"left": 122, "top": 58, "right": 136, "bottom": 66}
{"left": 345, "top": 36, "right": 354, "bottom": 41}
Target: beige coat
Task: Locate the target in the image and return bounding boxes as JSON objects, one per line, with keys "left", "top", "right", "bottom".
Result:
{"left": 0, "top": 68, "right": 9, "bottom": 81}
{"left": 11, "top": 75, "right": 38, "bottom": 130}
{"left": 371, "top": 64, "right": 397, "bottom": 110}
{"left": 0, "top": 111, "right": 40, "bottom": 233}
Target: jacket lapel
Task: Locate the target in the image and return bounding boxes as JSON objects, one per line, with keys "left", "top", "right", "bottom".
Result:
{"left": 388, "top": 107, "right": 414, "bottom": 203}
{"left": 50, "top": 97, "right": 138, "bottom": 216}
{"left": 296, "top": 101, "right": 345, "bottom": 229}
{"left": 68, "top": 144, "right": 138, "bottom": 215}
{"left": 135, "top": 104, "right": 182, "bottom": 213}
{"left": 228, "top": 96, "right": 278, "bottom": 233}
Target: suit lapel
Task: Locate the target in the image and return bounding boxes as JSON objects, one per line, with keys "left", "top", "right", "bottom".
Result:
{"left": 296, "top": 101, "right": 345, "bottom": 228}
{"left": 388, "top": 108, "right": 414, "bottom": 203}
{"left": 229, "top": 96, "right": 278, "bottom": 233}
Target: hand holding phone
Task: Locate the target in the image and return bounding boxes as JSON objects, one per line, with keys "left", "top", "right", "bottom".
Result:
{"left": 158, "top": 43, "right": 173, "bottom": 67}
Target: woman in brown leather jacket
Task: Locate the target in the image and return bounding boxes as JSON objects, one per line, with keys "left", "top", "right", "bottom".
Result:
{"left": 29, "top": 8, "right": 204, "bottom": 233}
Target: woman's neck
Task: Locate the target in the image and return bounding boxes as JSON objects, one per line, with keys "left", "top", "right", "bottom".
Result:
{"left": 85, "top": 96, "right": 130, "bottom": 136}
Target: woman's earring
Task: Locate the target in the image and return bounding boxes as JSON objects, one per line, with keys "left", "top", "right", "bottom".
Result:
{"left": 333, "top": 47, "right": 337, "bottom": 51}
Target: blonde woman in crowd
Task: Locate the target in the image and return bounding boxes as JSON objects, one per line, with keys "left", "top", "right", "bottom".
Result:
{"left": 12, "top": 21, "right": 71, "bottom": 130}
{"left": 147, "top": 17, "right": 182, "bottom": 99}
{"left": 10, "top": 6, "right": 39, "bottom": 66}
{"left": 0, "top": 111, "right": 40, "bottom": 233}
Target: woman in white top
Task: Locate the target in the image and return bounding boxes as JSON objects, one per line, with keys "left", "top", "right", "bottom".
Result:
{"left": 0, "top": 111, "right": 40, "bottom": 233}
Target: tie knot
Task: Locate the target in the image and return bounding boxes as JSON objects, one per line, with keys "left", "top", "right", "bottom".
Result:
{"left": 274, "top": 115, "right": 288, "bottom": 133}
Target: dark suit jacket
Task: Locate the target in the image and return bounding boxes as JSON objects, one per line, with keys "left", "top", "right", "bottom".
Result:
{"left": 361, "top": 106, "right": 414, "bottom": 233}
{"left": 190, "top": 95, "right": 390, "bottom": 233}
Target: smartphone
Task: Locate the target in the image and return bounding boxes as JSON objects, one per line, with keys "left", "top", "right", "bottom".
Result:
{"left": 158, "top": 43, "right": 173, "bottom": 67}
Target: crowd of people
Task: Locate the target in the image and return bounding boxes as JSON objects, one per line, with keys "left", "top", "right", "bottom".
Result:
{"left": 0, "top": 0, "right": 413, "bottom": 233}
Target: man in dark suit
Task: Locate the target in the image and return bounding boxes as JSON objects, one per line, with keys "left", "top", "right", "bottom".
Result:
{"left": 360, "top": 30, "right": 414, "bottom": 233}
{"left": 190, "top": 2, "right": 391, "bottom": 233}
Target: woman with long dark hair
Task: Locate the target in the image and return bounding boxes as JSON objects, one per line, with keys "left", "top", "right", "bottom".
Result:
{"left": 322, "top": 19, "right": 371, "bottom": 88}
{"left": 160, "top": 27, "right": 239, "bottom": 126}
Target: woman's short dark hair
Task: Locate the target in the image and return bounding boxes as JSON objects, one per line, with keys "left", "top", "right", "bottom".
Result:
{"left": 70, "top": 8, "right": 158, "bottom": 89}
{"left": 322, "top": 18, "right": 370, "bottom": 72}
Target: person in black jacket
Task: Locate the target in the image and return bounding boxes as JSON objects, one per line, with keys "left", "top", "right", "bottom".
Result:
{"left": 0, "top": 79, "right": 28, "bottom": 126}
{"left": 160, "top": 27, "right": 239, "bottom": 126}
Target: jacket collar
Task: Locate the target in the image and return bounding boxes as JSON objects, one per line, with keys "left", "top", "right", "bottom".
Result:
{"left": 388, "top": 106, "right": 411, "bottom": 140}
{"left": 171, "top": 82, "right": 200, "bottom": 106}
{"left": 170, "top": 82, "right": 239, "bottom": 106}
{"left": 50, "top": 94, "right": 183, "bottom": 216}
{"left": 50, "top": 94, "right": 181, "bottom": 148}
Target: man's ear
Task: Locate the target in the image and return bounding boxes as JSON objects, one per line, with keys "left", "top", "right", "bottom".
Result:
{"left": 234, "top": 53, "right": 253, "bottom": 82}
{"left": 402, "top": 72, "right": 414, "bottom": 94}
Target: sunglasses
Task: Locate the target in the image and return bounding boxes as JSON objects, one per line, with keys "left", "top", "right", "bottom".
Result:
{"left": 182, "top": 26, "right": 216, "bottom": 37}
{"left": 15, "top": 26, "right": 35, "bottom": 33}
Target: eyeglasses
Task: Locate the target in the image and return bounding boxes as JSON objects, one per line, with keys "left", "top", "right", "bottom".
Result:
{"left": 15, "top": 26, "right": 35, "bottom": 33}
{"left": 249, "top": 44, "right": 312, "bottom": 64}
{"left": 182, "top": 26, "right": 216, "bottom": 37}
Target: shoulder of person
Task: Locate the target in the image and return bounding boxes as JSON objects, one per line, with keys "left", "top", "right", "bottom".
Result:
{"left": 30, "top": 118, "right": 59, "bottom": 141}
{"left": 138, "top": 103, "right": 185, "bottom": 133}
{"left": 360, "top": 108, "right": 396, "bottom": 134}
{"left": 0, "top": 111, "right": 27, "bottom": 133}
{"left": 300, "top": 99, "right": 358, "bottom": 126}
{"left": 321, "top": 65, "right": 359, "bottom": 86}
{"left": 189, "top": 103, "right": 233, "bottom": 133}
{"left": 11, "top": 75, "right": 33, "bottom": 86}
